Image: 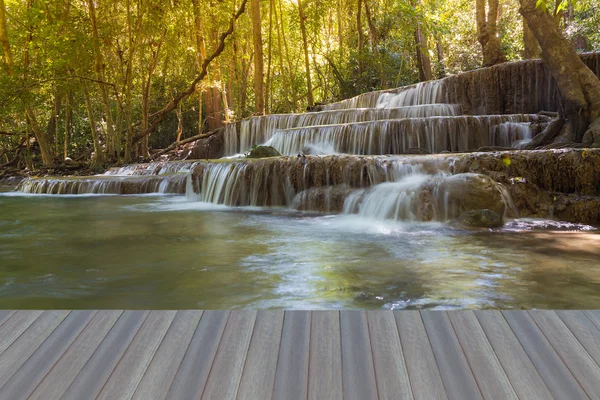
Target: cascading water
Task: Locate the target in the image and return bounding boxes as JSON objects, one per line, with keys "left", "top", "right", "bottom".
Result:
{"left": 322, "top": 80, "right": 445, "bottom": 111}
{"left": 265, "top": 115, "right": 544, "bottom": 156}
{"left": 495, "top": 122, "right": 533, "bottom": 148}
{"left": 223, "top": 104, "right": 461, "bottom": 155}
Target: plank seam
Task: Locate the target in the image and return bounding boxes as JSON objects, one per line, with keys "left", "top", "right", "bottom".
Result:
{"left": 0, "top": 310, "right": 72, "bottom": 392}
{"left": 392, "top": 312, "right": 416, "bottom": 400}
{"left": 473, "top": 311, "right": 552, "bottom": 399}
{"left": 443, "top": 311, "right": 485, "bottom": 399}
{"left": 0, "top": 310, "right": 44, "bottom": 358}
{"left": 556, "top": 311, "right": 600, "bottom": 371}
{"left": 129, "top": 311, "right": 178, "bottom": 399}
{"left": 198, "top": 310, "right": 233, "bottom": 400}
{"left": 497, "top": 310, "right": 555, "bottom": 399}
{"left": 163, "top": 310, "right": 208, "bottom": 399}
{"left": 54, "top": 310, "right": 128, "bottom": 398}
{"left": 75, "top": 310, "right": 150, "bottom": 399}
{"left": 23, "top": 310, "right": 100, "bottom": 398}
{"left": 583, "top": 311, "right": 600, "bottom": 332}
{"left": 269, "top": 310, "right": 287, "bottom": 400}
{"left": 365, "top": 311, "right": 382, "bottom": 400}
{"left": 527, "top": 311, "right": 595, "bottom": 399}
{"left": 0, "top": 311, "right": 17, "bottom": 330}
{"left": 306, "top": 311, "right": 313, "bottom": 400}
{"left": 449, "top": 311, "right": 519, "bottom": 400}
{"left": 235, "top": 310, "right": 270, "bottom": 400}
{"left": 338, "top": 310, "right": 344, "bottom": 400}
{"left": 418, "top": 311, "right": 452, "bottom": 400}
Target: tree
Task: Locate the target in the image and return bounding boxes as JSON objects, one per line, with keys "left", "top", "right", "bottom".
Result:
{"left": 519, "top": 0, "right": 600, "bottom": 145}
{"left": 522, "top": 17, "right": 541, "bottom": 58}
{"left": 251, "top": 0, "right": 265, "bottom": 114}
{"left": 0, "top": 0, "right": 12, "bottom": 71}
{"left": 476, "top": 0, "right": 507, "bottom": 66}
{"left": 298, "top": 0, "right": 314, "bottom": 107}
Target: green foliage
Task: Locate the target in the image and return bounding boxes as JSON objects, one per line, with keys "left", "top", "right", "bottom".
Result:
{"left": 1, "top": 0, "right": 600, "bottom": 167}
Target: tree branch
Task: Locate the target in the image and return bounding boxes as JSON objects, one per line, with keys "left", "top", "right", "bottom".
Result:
{"left": 133, "top": 0, "right": 248, "bottom": 144}
{"left": 151, "top": 127, "right": 224, "bottom": 159}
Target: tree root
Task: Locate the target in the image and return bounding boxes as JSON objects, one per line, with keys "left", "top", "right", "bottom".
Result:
{"left": 582, "top": 117, "right": 600, "bottom": 148}
{"left": 523, "top": 118, "right": 565, "bottom": 149}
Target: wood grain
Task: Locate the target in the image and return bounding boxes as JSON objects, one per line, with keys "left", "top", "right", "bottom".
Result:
{"left": 447, "top": 311, "right": 517, "bottom": 400}
{"left": 237, "top": 310, "right": 284, "bottom": 400}
{"left": 0, "top": 310, "right": 43, "bottom": 355}
{"left": 166, "top": 310, "right": 230, "bottom": 399}
{"left": 474, "top": 310, "right": 553, "bottom": 400}
{"left": 61, "top": 310, "right": 149, "bottom": 400}
{"left": 420, "top": 311, "right": 483, "bottom": 400}
{"left": 29, "top": 311, "right": 123, "bottom": 400}
{"left": 97, "top": 310, "right": 177, "bottom": 400}
{"left": 340, "top": 310, "right": 378, "bottom": 400}
{"left": 529, "top": 310, "right": 600, "bottom": 399}
{"left": 308, "top": 311, "right": 342, "bottom": 400}
{"left": 502, "top": 310, "right": 588, "bottom": 400}
{"left": 272, "top": 311, "right": 311, "bottom": 400}
{"left": 0, "top": 310, "right": 69, "bottom": 389}
{"left": 0, "top": 310, "right": 95, "bottom": 399}
{"left": 200, "top": 310, "right": 256, "bottom": 400}
{"left": 132, "top": 310, "right": 203, "bottom": 400}
{"left": 367, "top": 310, "right": 413, "bottom": 400}
{"left": 394, "top": 311, "right": 447, "bottom": 400}
{"left": 557, "top": 310, "right": 600, "bottom": 367}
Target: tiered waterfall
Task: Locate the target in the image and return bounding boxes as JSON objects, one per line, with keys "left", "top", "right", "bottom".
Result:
{"left": 16, "top": 53, "right": 600, "bottom": 225}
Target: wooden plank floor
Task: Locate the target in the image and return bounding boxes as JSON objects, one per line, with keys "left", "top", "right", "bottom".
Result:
{"left": 0, "top": 311, "right": 599, "bottom": 400}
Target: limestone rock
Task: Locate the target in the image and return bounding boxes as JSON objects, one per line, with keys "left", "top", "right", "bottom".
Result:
{"left": 459, "top": 209, "right": 504, "bottom": 228}
{"left": 246, "top": 146, "right": 282, "bottom": 158}
{"left": 435, "top": 173, "right": 506, "bottom": 217}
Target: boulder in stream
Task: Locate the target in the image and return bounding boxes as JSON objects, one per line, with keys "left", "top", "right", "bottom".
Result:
{"left": 435, "top": 173, "right": 507, "bottom": 218}
{"left": 246, "top": 146, "right": 282, "bottom": 158}
{"left": 459, "top": 209, "right": 504, "bottom": 228}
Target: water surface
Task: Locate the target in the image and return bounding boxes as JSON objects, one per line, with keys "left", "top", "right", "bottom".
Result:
{"left": 1, "top": 193, "right": 599, "bottom": 309}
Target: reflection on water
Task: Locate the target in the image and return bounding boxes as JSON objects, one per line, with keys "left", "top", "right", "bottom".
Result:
{"left": 0, "top": 194, "right": 599, "bottom": 309}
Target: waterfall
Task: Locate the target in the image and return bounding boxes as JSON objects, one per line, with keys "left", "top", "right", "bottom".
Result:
{"left": 266, "top": 115, "right": 544, "bottom": 156}
{"left": 223, "top": 104, "right": 461, "bottom": 155}
{"left": 494, "top": 122, "right": 533, "bottom": 148}
{"left": 103, "top": 161, "right": 198, "bottom": 176}
{"left": 375, "top": 81, "right": 444, "bottom": 108}
{"left": 322, "top": 81, "right": 445, "bottom": 111}
{"left": 17, "top": 174, "right": 188, "bottom": 195}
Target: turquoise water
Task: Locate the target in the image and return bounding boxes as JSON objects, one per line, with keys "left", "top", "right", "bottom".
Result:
{"left": 1, "top": 193, "right": 599, "bottom": 309}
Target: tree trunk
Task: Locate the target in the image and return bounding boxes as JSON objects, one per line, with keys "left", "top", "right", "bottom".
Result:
{"left": 83, "top": 82, "right": 104, "bottom": 165}
{"left": 435, "top": 34, "right": 446, "bottom": 78}
{"left": 357, "top": 0, "right": 365, "bottom": 75}
{"left": 192, "top": 0, "right": 206, "bottom": 136}
{"left": 26, "top": 110, "right": 53, "bottom": 167}
{"left": 251, "top": 0, "right": 265, "bottom": 114}
{"left": 522, "top": 17, "right": 540, "bottom": 59}
{"left": 0, "top": 0, "right": 12, "bottom": 72}
{"left": 265, "top": 0, "right": 274, "bottom": 113}
{"left": 87, "top": 0, "right": 116, "bottom": 160}
{"left": 414, "top": 24, "right": 432, "bottom": 81}
{"left": 63, "top": 94, "right": 70, "bottom": 160}
{"left": 298, "top": 0, "right": 314, "bottom": 108}
{"left": 519, "top": 0, "right": 600, "bottom": 143}
{"left": 476, "top": 0, "right": 507, "bottom": 66}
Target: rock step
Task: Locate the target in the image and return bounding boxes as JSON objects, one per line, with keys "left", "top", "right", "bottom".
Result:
{"left": 265, "top": 114, "right": 549, "bottom": 156}
{"left": 323, "top": 53, "right": 600, "bottom": 114}
{"left": 223, "top": 104, "right": 462, "bottom": 156}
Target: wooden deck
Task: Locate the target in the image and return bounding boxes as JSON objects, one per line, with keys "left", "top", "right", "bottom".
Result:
{"left": 0, "top": 311, "right": 599, "bottom": 399}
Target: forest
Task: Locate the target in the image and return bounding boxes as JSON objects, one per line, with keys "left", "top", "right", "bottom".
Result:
{"left": 1, "top": 0, "right": 599, "bottom": 170}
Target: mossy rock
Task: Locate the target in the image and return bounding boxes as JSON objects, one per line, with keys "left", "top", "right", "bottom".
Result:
{"left": 459, "top": 209, "right": 504, "bottom": 228}
{"left": 246, "top": 146, "right": 282, "bottom": 158}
